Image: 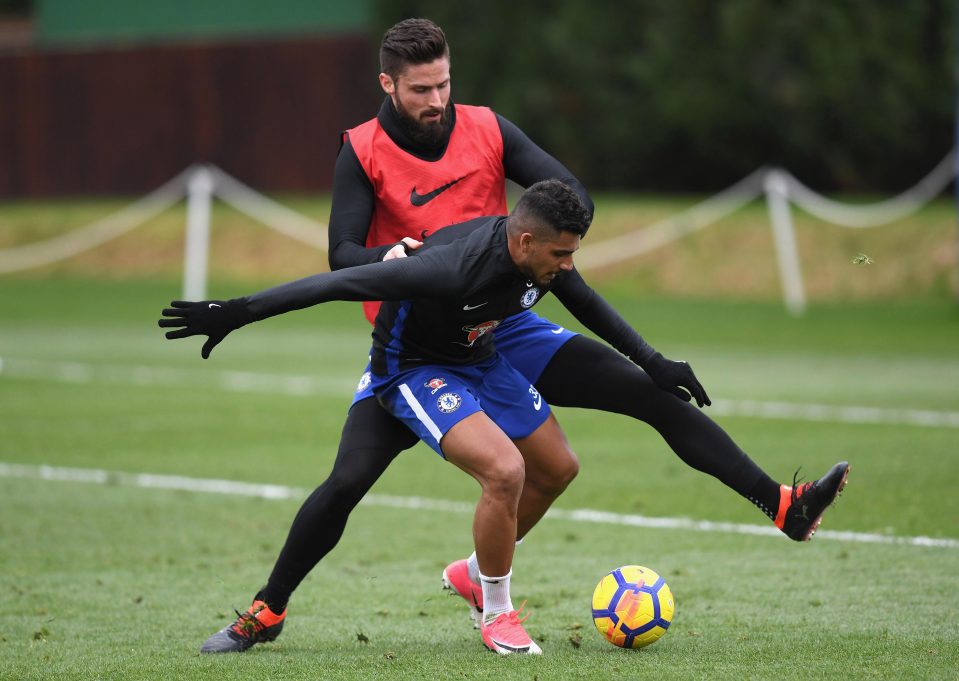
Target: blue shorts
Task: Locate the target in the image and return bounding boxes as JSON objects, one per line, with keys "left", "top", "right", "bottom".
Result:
{"left": 493, "top": 310, "right": 577, "bottom": 384}
{"left": 369, "top": 353, "right": 550, "bottom": 457}
{"left": 350, "top": 310, "right": 577, "bottom": 404}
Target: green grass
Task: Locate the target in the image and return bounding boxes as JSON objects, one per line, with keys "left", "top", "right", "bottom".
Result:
{"left": 1, "top": 276, "right": 958, "bottom": 679}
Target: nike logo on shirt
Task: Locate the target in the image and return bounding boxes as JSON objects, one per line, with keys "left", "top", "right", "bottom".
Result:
{"left": 410, "top": 176, "right": 466, "bottom": 206}
{"left": 463, "top": 302, "right": 488, "bottom": 311}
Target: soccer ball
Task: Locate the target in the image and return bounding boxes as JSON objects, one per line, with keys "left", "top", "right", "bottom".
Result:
{"left": 591, "top": 565, "right": 674, "bottom": 649}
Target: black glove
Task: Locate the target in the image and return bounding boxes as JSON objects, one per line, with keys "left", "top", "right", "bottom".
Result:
{"left": 641, "top": 352, "right": 711, "bottom": 408}
{"left": 158, "top": 299, "right": 252, "bottom": 359}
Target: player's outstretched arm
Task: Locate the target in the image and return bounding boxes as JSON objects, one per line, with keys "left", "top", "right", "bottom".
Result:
{"left": 158, "top": 299, "right": 254, "bottom": 359}
{"left": 159, "top": 252, "right": 451, "bottom": 358}
{"left": 551, "top": 269, "right": 710, "bottom": 408}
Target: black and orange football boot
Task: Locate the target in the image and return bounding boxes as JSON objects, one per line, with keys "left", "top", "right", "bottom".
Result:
{"left": 775, "top": 461, "right": 850, "bottom": 541}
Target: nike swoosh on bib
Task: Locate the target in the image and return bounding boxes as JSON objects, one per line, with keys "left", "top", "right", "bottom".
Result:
{"left": 410, "top": 176, "right": 466, "bottom": 206}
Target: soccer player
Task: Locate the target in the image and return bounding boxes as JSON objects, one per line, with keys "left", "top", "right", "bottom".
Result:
{"left": 191, "top": 18, "right": 849, "bottom": 654}
{"left": 163, "top": 180, "right": 714, "bottom": 654}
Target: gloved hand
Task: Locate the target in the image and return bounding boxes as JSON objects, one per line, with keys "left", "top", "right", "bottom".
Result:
{"left": 158, "top": 299, "right": 252, "bottom": 359}
{"left": 641, "top": 352, "right": 711, "bottom": 408}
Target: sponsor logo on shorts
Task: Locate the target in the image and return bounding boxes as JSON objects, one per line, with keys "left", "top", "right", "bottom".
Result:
{"left": 551, "top": 326, "right": 565, "bottom": 334}
{"left": 521, "top": 288, "right": 540, "bottom": 308}
{"left": 460, "top": 319, "right": 501, "bottom": 346}
{"left": 425, "top": 377, "right": 447, "bottom": 394}
{"left": 529, "top": 385, "right": 543, "bottom": 411}
{"left": 437, "top": 392, "right": 462, "bottom": 413}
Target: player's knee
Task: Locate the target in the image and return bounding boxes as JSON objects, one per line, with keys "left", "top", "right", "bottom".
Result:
{"left": 323, "top": 465, "right": 376, "bottom": 508}
{"left": 560, "top": 448, "right": 580, "bottom": 487}
{"left": 538, "top": 448, "right": 580, "bottom": 494}
{"left": 482, "top": 456, "right": 526, "bottom": 500}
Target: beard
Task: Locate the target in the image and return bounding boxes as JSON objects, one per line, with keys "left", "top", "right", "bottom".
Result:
{"left": 394, "top": 97, "right": 454, "bottom": 149}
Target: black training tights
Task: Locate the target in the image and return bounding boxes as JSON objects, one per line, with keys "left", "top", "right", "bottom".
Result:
{"left": 535, "top": 336, "right": 766, "bottom": 491}
{"left": 261, "top": 335, "right": 770, "bottom": 611}
{"left": 261, "top": 398, "right": 418, "bottom": 611}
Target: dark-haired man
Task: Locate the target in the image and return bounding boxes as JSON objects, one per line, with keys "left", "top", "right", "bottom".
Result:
{"left": 195, "top": 17, "right": 849, "bottom": 655}
{"left": 164, "top": 180, "right": 711, "bottom": 654}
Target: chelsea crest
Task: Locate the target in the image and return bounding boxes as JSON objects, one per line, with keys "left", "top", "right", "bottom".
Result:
{"left": 520, "top": 287, "right": 540, "bottom": 308}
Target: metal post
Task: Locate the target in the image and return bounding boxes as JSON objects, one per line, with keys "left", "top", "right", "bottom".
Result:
{"left": 183, "top": 166, "right": 214, "bottom": 301}
{"left": 764, "top": 169, "right": 807, "bottom": 316}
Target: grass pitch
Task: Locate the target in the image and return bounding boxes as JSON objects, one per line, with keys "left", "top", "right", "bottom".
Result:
{"left": 1, "top": 276, "right": 958, "bottom": 680}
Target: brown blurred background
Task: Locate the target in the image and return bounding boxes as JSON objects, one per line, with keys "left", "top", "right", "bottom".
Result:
{"left": 0, "top": 1, "right": 377, "bottom": 197}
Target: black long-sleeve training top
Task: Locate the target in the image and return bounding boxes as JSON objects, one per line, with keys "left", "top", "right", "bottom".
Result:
{"left": 241, "top": 217, "right": 653, "bottom": 376}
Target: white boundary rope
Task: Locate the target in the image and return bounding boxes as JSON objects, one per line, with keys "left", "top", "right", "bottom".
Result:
{"left": 574, "top": 168, "right": 767, "bottom": 271}
{"left": 0, "top": 164, "right": 328, "bottom": 274}
{"left": 783, "top": 150, "right": 956, "bottom": 227}
{"left": 207, "top": 166, "right": 328, "bottom": 250}
{"left": 572, "top": 150, "right": 955, "bottom": 315}
{"left": 0, "top": 153, "right": 953, "bottom": 313}
{"left": 0, "top": 167, "right": 192, "bottom": 273}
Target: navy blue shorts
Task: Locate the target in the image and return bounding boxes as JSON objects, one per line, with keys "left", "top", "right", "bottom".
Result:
{"left": 369, "top": 353, "right": 550, "bottom": 457}
{"left": 350, "top": 310, "right": 577, "bottom": 405}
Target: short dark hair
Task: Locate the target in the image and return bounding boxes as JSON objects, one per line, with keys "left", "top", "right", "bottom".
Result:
{"left": 380, "top": 18, "right": 450, "bottom": 81}
{"left": 511, "top": 180, "right": 591, "bottom": 237}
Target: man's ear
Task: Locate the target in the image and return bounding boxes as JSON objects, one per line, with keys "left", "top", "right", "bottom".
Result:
{"left": 378, "top": 73, "right": 395, "bottom": 95}
{"left": 519, "top": 232, "right": 535, "bottom": 253}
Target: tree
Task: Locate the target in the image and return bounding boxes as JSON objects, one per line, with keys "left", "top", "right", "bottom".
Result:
{"left": 374, "top": 0, "right": 954, "bottom": 191}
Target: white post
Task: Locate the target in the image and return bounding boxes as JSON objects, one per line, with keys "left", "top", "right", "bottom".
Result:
{"left": 763, "top": 169, "right": 806, "bottom": 316}
{"left": 183, "top": 166, "right": 214, "bottom": 301}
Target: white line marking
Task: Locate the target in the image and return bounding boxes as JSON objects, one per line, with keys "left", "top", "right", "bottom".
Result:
{"left": 0, "top": 356, "right": 352, "bottom": 396}
{"left": 3, "top": 356, "right": 958, "bottom": 429}
{"left": 709, "top": 398, "right": 959, "bottom": 429}
{"left": 1, "top": 462, "right": 956, "bottom": 550}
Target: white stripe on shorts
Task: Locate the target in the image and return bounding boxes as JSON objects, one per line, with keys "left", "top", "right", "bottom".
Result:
{"left": 398, "top": 383, "right": 444, "bottom": 445}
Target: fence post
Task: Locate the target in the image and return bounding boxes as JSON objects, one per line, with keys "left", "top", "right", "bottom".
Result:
{"left": 764, "top": 169, "right": 807, "bottom": 316}
{"left": 183, "top": 166, "right": 214, "bottom": 301}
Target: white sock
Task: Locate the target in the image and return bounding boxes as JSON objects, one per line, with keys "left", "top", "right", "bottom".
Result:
{"left": 468, "top": 539, "right": 522, "bottom": 584}
{"left": 480, "top": 570, "right": 513, "bottom": 623}
{"left": 466, "top": 552, "right": 480, "bottom": 583}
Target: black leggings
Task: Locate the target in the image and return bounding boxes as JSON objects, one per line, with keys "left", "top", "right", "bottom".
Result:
{"left": 536, "top": 335, "right": 763, "bottom": 491}
{"left": 262, "top": 335, "right": 767, "bottom": 609}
